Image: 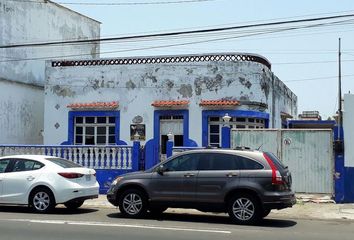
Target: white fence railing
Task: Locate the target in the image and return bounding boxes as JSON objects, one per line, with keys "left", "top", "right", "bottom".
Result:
{"left": 0, "top": 145, "right": 133, "bottom": 170}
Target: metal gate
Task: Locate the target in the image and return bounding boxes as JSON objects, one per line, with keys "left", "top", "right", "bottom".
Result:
{"left": 232, "top": 129, "right": 334, "bottom": 194}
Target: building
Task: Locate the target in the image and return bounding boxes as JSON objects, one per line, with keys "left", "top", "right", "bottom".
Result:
{"left": 287, "top": 110, "right": 336, "bottom": 129}
{"left": 44, "top": 52, "right": 297, "bottom": 164}
{"left": 0, "top": 0, "right": 100, "bottom": 144}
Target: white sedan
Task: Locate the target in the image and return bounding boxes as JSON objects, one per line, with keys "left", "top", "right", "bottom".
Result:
{"left": 0, "top": 155, "right": 99, "bottom": 213}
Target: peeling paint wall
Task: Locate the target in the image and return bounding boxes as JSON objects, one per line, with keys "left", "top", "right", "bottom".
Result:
{"left": 0, "top": 0, "right": 100, "bottom": 144}
{"left": 0, "top": 0, "right": 100, "bottom": 86}
{"left": 0, "top": 80, "right": 44, "bottom": 144}
{"left": 44, "top": 56, "right": 297, "bottom": 145}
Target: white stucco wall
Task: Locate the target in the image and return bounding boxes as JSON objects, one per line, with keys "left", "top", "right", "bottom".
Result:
{"left": 0, "top": 0, "right": 100, "bottom": 145}
{"left": 44, "top": 53, "right": 297, "bottom": 146}
{"left": 344, "top": 94, "right": 354, "bottom": 167}
{"left": 0, "top": 80, "right": 44, "bottom": 144}
{"left": 0, "top": 0, "right": 100, "bottom": 86}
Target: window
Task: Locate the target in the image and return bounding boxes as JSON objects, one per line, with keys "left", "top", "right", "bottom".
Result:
{"left": 197, "top": 153, "right": 243, "bottom": 170}
{"left": 196, "top": 153, "right": 263, "bottom": 171}
{"left": 13, "top": 159, "right": 44, "bottom": 172}
{"left": 207, "top": 116, "right": 265, "bottom": 146}
{"left": 74, "top": 116, "right": 116, "bottom": 145}
{"left": 162, "top": 154, "right": 198, "bottom": 172}
{"left": 0, "top": 159, "right": 10, "bottom": 173}
{"left": 46, "top": 157, "right": 82, "bottom": 168}
{"left": 237, "top": 156, "right": 264, "bottom": 170}
{"left": 209, "top": 124, "right": 220, "bottom": 147}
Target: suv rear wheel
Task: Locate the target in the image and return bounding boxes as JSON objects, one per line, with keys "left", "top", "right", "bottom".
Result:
{"left": 118, "top": 189, "right": 147, "bottom": 218}
{"left": 228, "top": 193, "right": 261, "bottom": 225}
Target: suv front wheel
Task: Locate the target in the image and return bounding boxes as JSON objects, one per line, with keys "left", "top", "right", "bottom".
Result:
{"left": 228, "top": 193, "right": 261, "bottom": 225}
{"left": 118, "top": 189, "right": 148, "bottom": 218}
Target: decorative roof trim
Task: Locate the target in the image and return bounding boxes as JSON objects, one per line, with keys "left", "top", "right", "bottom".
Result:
{"left": 51, "top": 53, "right": 271, "bottom": 70}
{"left": 67, "top": 101, "right": 119, "bottom": 110}
{"left": 199, "top": 100, "right": 240, "bottom": 106}
{"left": 151, "top": 100, "right": 189, "bottom": 107}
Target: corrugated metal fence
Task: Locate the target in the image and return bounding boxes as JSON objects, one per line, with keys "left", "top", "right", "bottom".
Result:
{"left": 232, "top": 129, "right": 334, "bottom": 194}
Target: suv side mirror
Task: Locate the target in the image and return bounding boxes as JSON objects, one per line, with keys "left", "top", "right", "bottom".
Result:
{"left": 157, "top": 165, "right": 165, "bottom": 175}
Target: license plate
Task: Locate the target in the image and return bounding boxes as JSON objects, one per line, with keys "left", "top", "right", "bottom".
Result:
{"left": 85, "top": 175, "right": 91, "bottom": 181}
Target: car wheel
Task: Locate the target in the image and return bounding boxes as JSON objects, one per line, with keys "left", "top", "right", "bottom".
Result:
{"left": 228, "top": 193, "right": 261, "bottom": 225}
{"left": 64, "top": 200, "right": 85, "bottom": 210}
{"left": 118, "top": 189, "right": 147, "bottom": 218}
{"left": 263, "top": 208, "right": 271, "bottom": 218}
{"left": 29, "top": 188, "right": 55, "bottom": 213}
{"left": 149, "top": 206, "right": 168, "bottom": 216}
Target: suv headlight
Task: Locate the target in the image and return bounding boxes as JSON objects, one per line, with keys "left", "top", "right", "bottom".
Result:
{"left": 111, "top": 176, "right": 123, "bottom": 186}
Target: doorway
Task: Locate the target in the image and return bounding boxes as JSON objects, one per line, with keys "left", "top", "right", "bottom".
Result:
{"left": 160, "top": 115, "right": 184, "bottom": 161}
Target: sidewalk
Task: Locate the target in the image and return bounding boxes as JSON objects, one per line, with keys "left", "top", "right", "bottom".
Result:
{"left": 83, "top": 194, "right": 354, "bottom": 221}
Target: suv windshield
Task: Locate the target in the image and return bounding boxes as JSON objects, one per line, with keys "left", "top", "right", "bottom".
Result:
{"left": 46, "top": 158, "right": 82, "bottom": 168}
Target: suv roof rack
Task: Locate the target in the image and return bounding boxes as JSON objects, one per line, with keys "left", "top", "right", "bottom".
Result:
{"left": 206, "top": 145, "right": 220, "bottom": 149}
{"left": 233, "top": 146, "right": 252, "bottom": 151}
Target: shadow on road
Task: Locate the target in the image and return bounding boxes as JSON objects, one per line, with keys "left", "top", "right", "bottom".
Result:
{"left": 0, "top": 205, "right": 98, "bottom": 215}
{"left": 107, "top": 211, "right": 297, "bottom": 228}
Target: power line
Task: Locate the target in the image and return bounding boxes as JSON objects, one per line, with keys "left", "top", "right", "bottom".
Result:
{"left": 7, "top": 0, "right": 218, "bottom": 5}
{"left": 284, "top": 74, "right": 354, "bottom": 83}
{"left": 1, "top": 20, "right": 352, "bottom": 63}
{"left": 273, "top": 59, "right": 354, "bottom": 65}
{"left": 1, "top": 21, "right": 354, "bottom": 63}
{"left": 1, "top": 13, "right": 354, "bottom": 49}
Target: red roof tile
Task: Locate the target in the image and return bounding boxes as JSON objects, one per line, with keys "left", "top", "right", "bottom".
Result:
{"left": 151, "top": 100, "right": 189, "bottom": 107}
{"left": 67, "top": 101, "right": 119, "bottom": 109}
{"left": 199, "top": 100, "right": 239, "bottom": 106}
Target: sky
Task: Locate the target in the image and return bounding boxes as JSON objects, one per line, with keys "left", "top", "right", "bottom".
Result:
{"left": 54, "top": 0, "right": 354, "bottom": 119}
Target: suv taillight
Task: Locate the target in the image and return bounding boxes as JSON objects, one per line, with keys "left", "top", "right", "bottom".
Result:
{"left": 58, "top": 172, "right": 84, "bottom": 179}
{"left": 263, "top": 153, "right": 284, "bottom": 185}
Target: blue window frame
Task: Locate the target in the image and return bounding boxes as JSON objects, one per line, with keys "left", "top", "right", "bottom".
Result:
{"left": 67, "top": 111, "right": 124, "bottom": 145}
{"left": 202, "top": 110, "right": 269, "bottom": 147}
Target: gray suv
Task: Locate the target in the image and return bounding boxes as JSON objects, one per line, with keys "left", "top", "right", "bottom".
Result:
{"left": 107, "top": 149, "right": 295, "bottom": 225}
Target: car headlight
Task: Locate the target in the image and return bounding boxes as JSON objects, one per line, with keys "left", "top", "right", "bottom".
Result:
{"left": 111, "top": 176, "right": 123, "bottom": 186}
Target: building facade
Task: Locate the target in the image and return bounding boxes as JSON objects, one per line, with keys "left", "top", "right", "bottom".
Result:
{"left": 0, "top": 0, "right": 100, "bottom": 144}
{"left": 44, "top": 52, "right": 297, "bottom": 165}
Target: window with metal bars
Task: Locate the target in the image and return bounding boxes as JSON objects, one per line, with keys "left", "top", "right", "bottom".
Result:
{"left": 74, "top": 116, "right": 116, "bottom": 145}
{"left": 207, "top": 116, "right": 265, "bottom": 147}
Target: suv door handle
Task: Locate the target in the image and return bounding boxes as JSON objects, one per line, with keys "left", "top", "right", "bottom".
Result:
{"left": 226, "top": 173, "right": 238, "bottom": 177}
{"left": 184, "top": 173, "right": 195, "bottom": 178}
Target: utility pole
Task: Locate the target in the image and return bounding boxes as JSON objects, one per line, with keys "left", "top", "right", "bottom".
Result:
{"left": 338, "top": 38, "right": 342, "bottom": 140}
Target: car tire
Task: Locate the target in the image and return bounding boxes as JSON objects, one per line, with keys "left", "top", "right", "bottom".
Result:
{"left": 149, "top": 206, "right": 168, "bottom": 216}
{"left": 29, "top": 188, "right": 55, "bottom": 213}
{"left": 262, "top": 208, "right": 271, "bottom": 218}
{"left": 64, "top": 200, "right": 85, "bottom": 210}
{"left": 118, "top": 189, "right": 147, "bottom": 218}
{"left": 227, "top": 193, "right": 261, "bottom": 225}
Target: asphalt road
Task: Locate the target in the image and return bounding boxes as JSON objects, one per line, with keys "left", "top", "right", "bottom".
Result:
{"left": 0, "top": 205, "right": 353, "bottom": 240}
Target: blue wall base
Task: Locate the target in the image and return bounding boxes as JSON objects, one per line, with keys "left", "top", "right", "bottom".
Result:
{"left": 96, "top": 169, "right": 135, "bottom": 194}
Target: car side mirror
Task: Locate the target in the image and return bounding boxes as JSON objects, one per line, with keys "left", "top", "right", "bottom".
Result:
{"left": 157, "top": 165, "right": 165, "bottom": 175}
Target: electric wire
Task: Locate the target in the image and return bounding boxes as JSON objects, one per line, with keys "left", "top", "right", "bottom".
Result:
{"left": 1, "top": 13, "right": 354, "bottom": 49}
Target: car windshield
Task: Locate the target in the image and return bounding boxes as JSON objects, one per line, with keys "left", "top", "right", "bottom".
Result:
{"left": 46, "top": 157, "right": 82, "bottom": 168}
